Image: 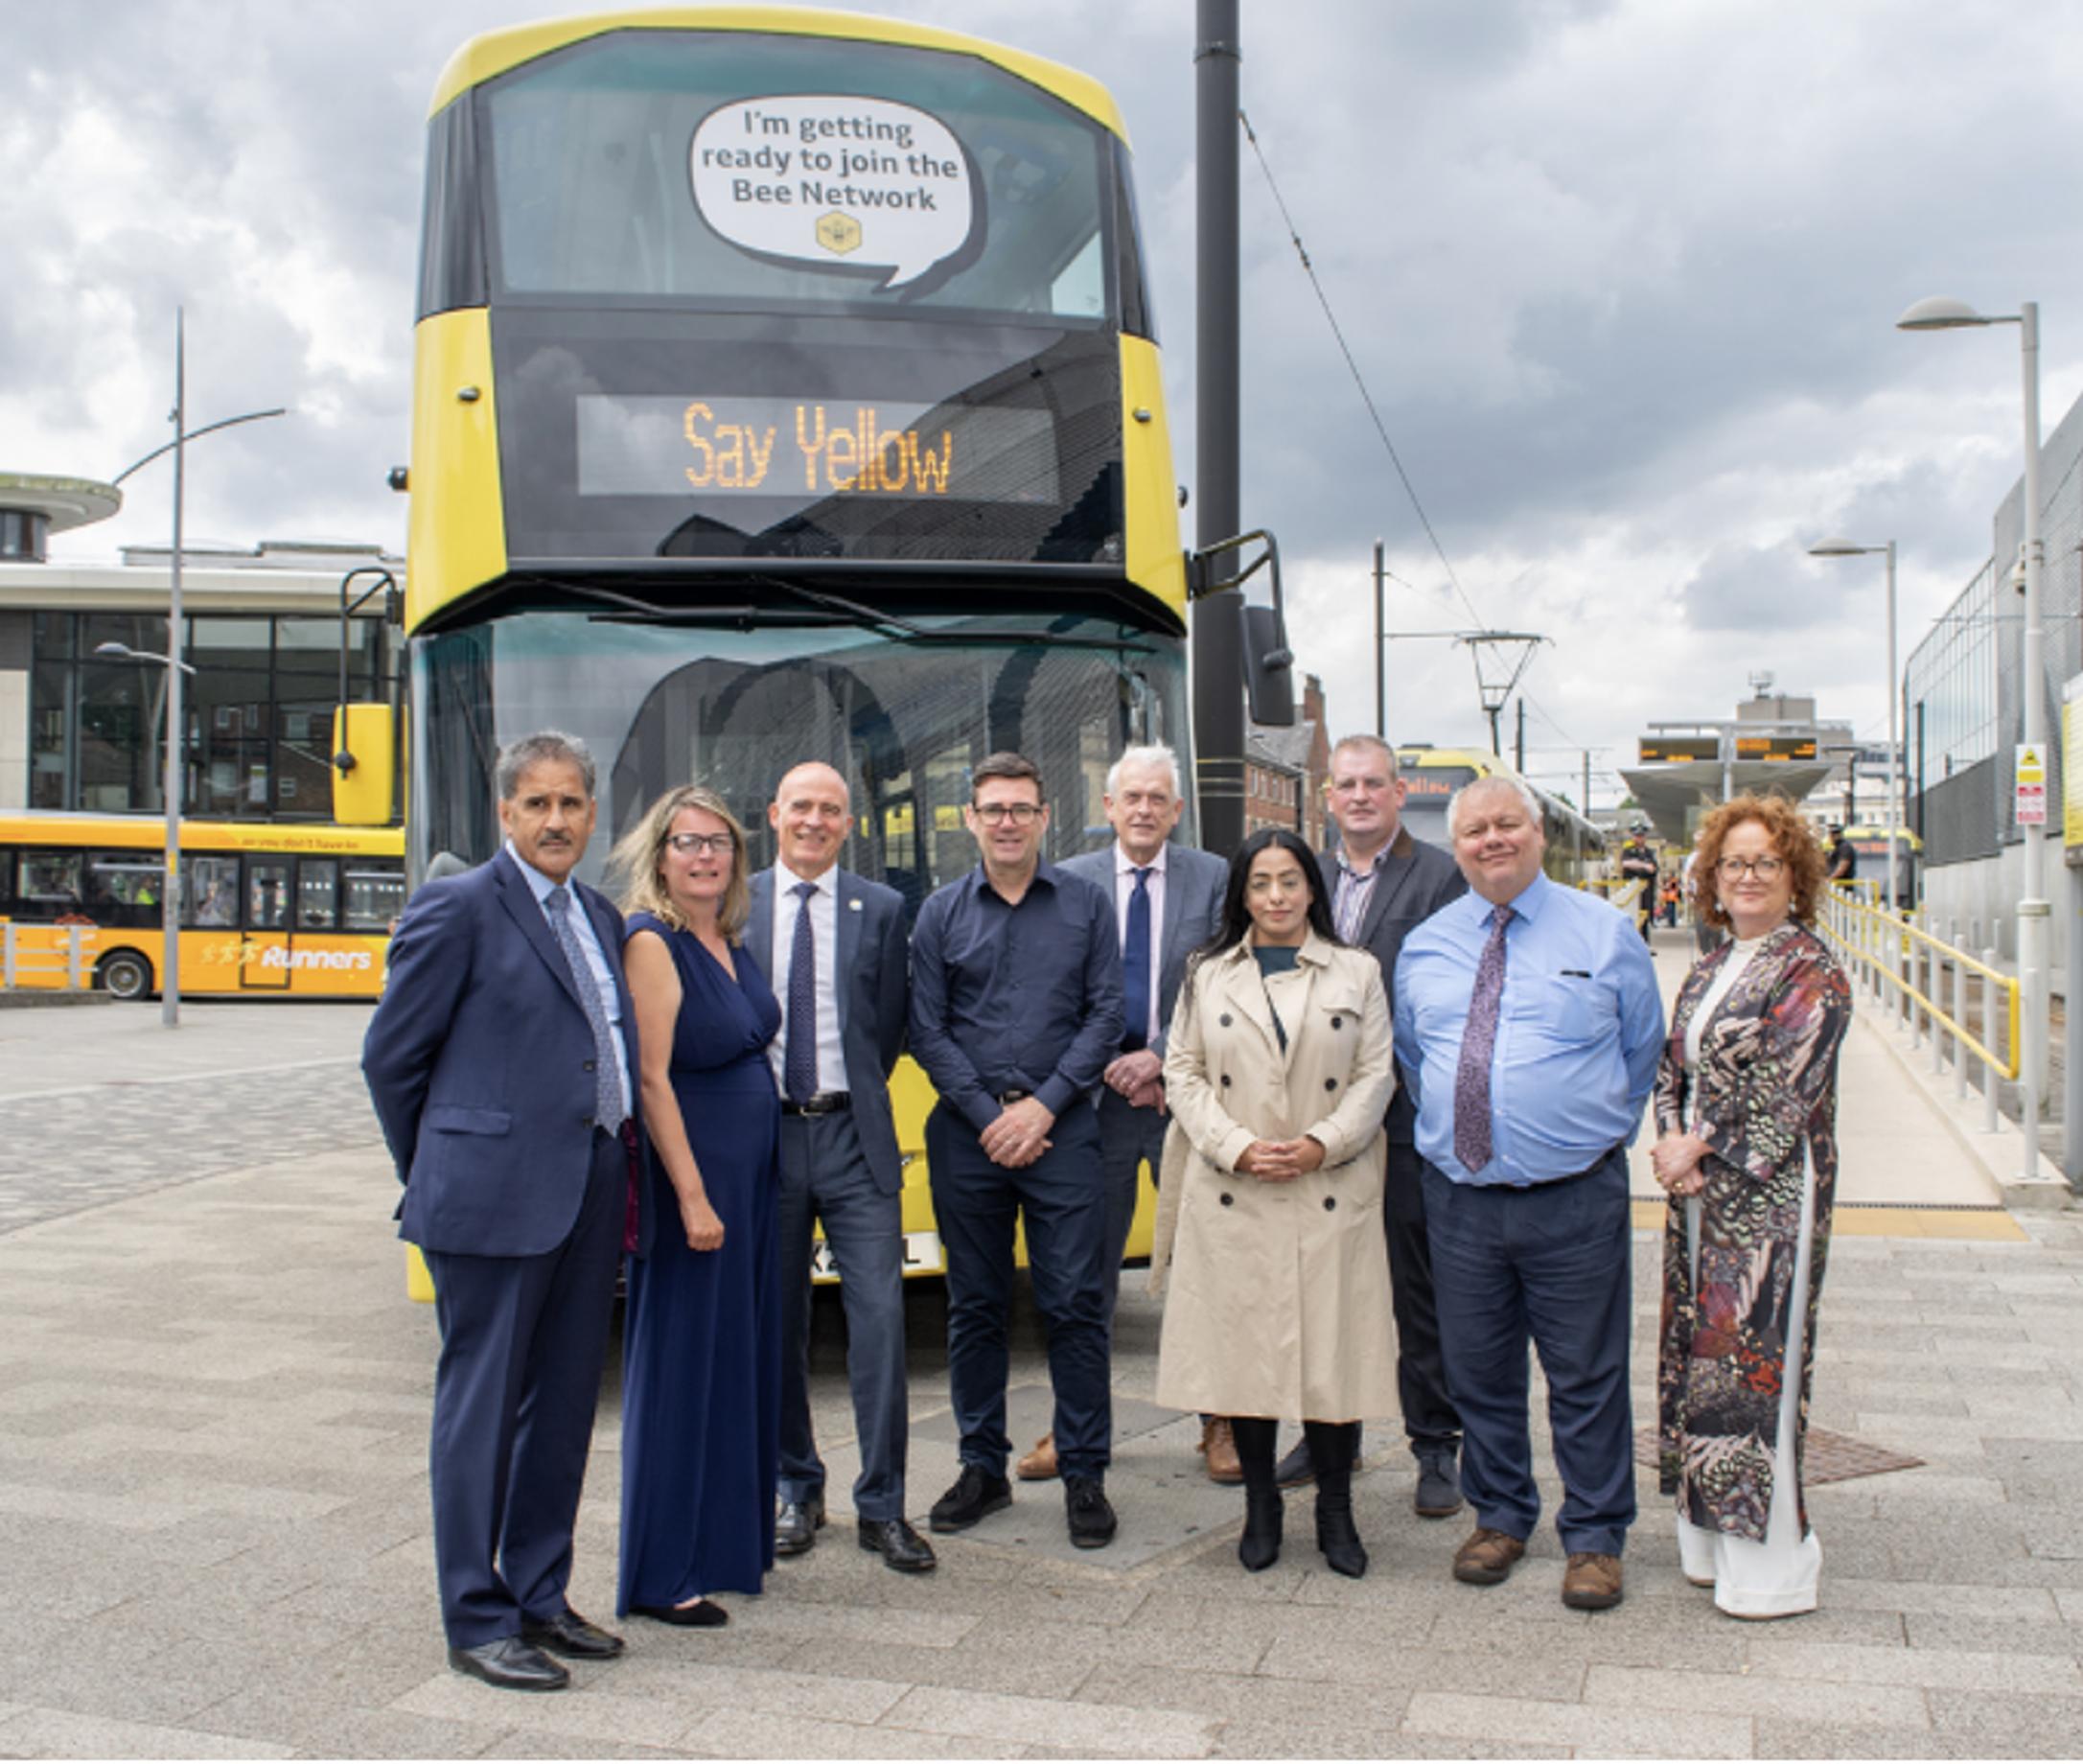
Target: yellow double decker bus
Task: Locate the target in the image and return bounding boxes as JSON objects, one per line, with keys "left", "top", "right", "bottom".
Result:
{"left": 0, "top": 813, "right": 404, "bottom": 999}
{"left": 362, "top": 9, "right": 1239, "bottom": 1280}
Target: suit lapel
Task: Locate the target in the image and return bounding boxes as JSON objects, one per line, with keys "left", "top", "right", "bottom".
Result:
{"left": 748, "top": 870, "right": 774, "bottom": 976}
{"left": 495, "top": 850, "right": 588, "bottom": 1012}
{"left": 1216, "top": 949, "right": 1285, "bottom": 1062}
{"left": 1157, "top": 850, "right": 1187, "bottom": 963}
{"left": 1356, "top": 827, "right": 1421, "bottom": 946}
{"left": 834, "top": 871, "right": 862, "bottom": 1036}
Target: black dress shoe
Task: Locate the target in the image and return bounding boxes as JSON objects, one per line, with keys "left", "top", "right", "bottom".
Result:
{"left": 859, "top": 1517, "right": 937, "bottom": 1572}
{"left": 1064, "top": 1474, "right": 1117, "bottom": 1549}
{"left": 776, "top": 1491, "right": 826, "bottom": 1556}
{"left": 629, "top": 1598, "right": 729, "bottom": 1627}
{"left": 1273, "top": 1435, "right": 1316, "bottom": 1489}
{"left": 520, "top": 1607, "right": 624, "bottom": 1660}
{"left": 448, "top": 1636, "right": 569, "bottom": 1691}
{"left": 929, "top": 1464, "right": 1012, "bottom": 1532}
{"left": 1412, "top": 1445, "right": 1465, "bottom": 1520}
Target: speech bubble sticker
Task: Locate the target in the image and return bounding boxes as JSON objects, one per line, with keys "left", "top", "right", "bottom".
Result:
{"left": 690, "top": 94, "right": 980, "bottom": 293}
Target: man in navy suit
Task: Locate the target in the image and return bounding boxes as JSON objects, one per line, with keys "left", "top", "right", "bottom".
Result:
{"left": 1277, "top": 733, "right": 1468, "bottom": 1514}
{"left": 749, "top": 761, "right": 935, "bottom": 1575}
{"left": 1017, "top": 743, "right": 1230, "bottom": 1482}
{"left": 362, "top": 731, "right": 646, "bottom": 1692}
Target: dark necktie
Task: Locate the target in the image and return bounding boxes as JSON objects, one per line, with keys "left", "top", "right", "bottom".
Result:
{"left": 783, "top": 880, "right": 819, "bottom": 1103}
{"left": 1121, "top": 866, "right": 1153, "bottom": 1052}
{"left": 545, "top": 885, "right": 624, "bottom": 1132}
{"left": 1452, "top": 904, "right": 1514, "bottom": 1173}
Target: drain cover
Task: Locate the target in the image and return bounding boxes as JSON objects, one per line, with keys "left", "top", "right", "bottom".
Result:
{"left": 1635, "top": 1426, "right": 1923, "bottom": 1486}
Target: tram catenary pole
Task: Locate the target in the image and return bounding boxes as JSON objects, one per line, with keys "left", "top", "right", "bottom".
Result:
{"left": 1192, "top": 0, "right": 1245, "bottom": 855}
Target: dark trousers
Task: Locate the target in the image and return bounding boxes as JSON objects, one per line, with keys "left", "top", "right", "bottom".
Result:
{"left": 421, "top": 1129, "right": 623, "bottom": 1647}
{"left": 1384, "top": 1138, "right": 1461, "bottom": 1453}
{"left": 775, "top": 1108, "right": 909, "bottom": 1521}
{"left": 927, "top": 1100, "right": 1111, "bottom": 1481}
{"left": 1096, "top": 1086, "right": 1168, "bottom": 1328}
{"left": 1422, "top": 1147, "right": 1635, "bottom": 1557}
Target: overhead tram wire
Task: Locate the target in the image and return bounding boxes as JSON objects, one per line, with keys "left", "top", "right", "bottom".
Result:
{"left": 1238, "top": 107, "right": 1487, "bottom": 632}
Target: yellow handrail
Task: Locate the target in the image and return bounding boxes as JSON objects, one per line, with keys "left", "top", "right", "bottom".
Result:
{"left": 1820, "top": 890, "right": 2019, "bottom": 1081}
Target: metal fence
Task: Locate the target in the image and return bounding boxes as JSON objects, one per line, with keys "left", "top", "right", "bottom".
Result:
{"left": 0, "top": 924, "right": 96, "bottom": 991}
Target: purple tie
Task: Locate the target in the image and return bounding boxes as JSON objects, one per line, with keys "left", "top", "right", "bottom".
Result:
{"left": 1453, "top": 905, "right": 1514, "bottom": 1173}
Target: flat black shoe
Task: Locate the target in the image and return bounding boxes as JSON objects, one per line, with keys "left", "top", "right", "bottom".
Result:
{"left": 448, "top": 1636, "right": 569, "bottom": 1691}
{"left": 630, "top": 1599, "right": 729, "bottom": 1628}
{"left": 1064, "top": 1474, "right": 1117, "bottom": 1549}
{"left": 1412, "top": 1446, "right": 1465, "bottom": 1520}
{"left": 859, "top": 1517, "right": 937, "bottom": 1572}
{"left": 775, "top": 1491, "right": 825, "bottom": 1556}
{"left": 1273, "top": 1436, "right": 1315, "bottom": 1489}
{"left": 520, "top": 1607, "right": 624, "bottom": 1660}
{"left": 930, "top": 1465, "right": 1012, "bottom": 1533}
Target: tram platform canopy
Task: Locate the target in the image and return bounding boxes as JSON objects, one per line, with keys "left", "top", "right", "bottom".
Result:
{"left": 1617, "top": 758, "right": 1837, "bottom": 845}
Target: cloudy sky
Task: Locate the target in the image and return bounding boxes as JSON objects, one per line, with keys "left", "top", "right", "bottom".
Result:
{"left": 11, "top": 0, "right": 2083, "bottom": 810}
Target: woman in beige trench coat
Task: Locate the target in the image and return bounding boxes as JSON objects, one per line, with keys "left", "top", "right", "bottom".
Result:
{"left": 1151, "top": 828, "right": 1397, "bottom": 1576}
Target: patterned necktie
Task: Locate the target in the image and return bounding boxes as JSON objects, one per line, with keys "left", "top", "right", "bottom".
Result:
{"left": 1121, "top": 866, "right": 1153, "bottom": 1052}
{"left": 1452, "top": 904, "right": 1514, "bottom": 1173}
{"left": 783, "top": 880, "right": 819, "bottom": 1103}
{"left": 545, "top": 885, "right": 624, "bottom": 1132}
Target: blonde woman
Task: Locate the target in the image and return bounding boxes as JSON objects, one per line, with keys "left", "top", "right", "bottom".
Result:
{"left": 612, "top": 786, "right": 781, "bottom": 1628}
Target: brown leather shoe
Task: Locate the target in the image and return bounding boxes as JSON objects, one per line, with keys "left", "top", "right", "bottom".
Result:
{"left": 1562, "top": 1551, "right": 1625, "bottom": 1610}
{"left": 1451, "top": 1526, "right": 1526, "bottom": 1586}
{"left": 1199, "top": 1417, "right": 1244, "bottom": 1485}
{"left": 1014, "top": 1432, "right": 1058, "bottom": 1481}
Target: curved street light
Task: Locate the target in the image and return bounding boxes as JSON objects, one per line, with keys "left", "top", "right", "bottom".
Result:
{"left": 110, "top": 309, "right": 288, "bottom": 1028}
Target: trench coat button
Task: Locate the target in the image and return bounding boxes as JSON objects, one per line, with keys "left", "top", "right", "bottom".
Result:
{"left": 1331, "top": 1015, "right": 1343, "bottom": 1030}
{"left": 583, "top": 1059, "right": 596, "bottom": 1072}
{"left": 1323, "top": 1195, "right": 1336, "bottom": 1211}
{"left": 1324, "top": 1078, "right": 1338, "bottom": 1092}
{"left": 1219, "top": 1012, "right": 1232, "bottom": 1027}
{"left": 1219, "top": 1191, "right": 1235, "bottom": 1206}
{"left": 1220, "top": 1074, "right": 1232, "bottom": 1087}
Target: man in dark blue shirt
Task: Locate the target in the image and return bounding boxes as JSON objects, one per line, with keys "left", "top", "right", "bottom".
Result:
{"left": 910, "top": 752, "right": 1125, "bottom": 1549}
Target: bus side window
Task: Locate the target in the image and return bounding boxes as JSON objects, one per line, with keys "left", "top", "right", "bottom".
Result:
{"left": 20, "top": 850, "right": 85, "bottom": 920}
{"left": 342, "top": 862, "right": 405, "bottom": 932}
{"left": 86, "top": 855, "right": 167, "bottom": 929}
{"left": 185, "top": 856, "right": 241, "bottom": 928}
{"left": 248, "top": 860, "right": 291, "bottom": 931}
{"left": 298, "top": 859, "right": 339, "bottom": 930}
{"left": 0, "top": 848, "right": 12, "bottom": 914}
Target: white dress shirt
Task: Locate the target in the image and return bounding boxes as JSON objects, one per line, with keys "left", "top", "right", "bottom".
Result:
{"left": 767, "top": 859, "right": 846, "bottom": 1095}
{"left": 1113, "top": 841, "right": 1169, "bottom": 1050}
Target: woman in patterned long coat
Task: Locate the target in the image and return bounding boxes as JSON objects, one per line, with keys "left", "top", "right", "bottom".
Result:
{"left": 1650, "top": 794, "right": 1851, "bottom": 1620}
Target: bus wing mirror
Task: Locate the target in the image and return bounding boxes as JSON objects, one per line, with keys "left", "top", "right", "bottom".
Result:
{"left": 1241, "top": 602, "right": 1296, "bottom": 728}
{"left": 333, "top": 704, "right": 396, "bottom": 825}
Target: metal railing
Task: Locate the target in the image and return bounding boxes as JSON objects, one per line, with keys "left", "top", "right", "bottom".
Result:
{"left": 0, "top": 924, "right": 97, "bottom": 991}
{"left": 1817, "top": 887, "right": 2027, "bottom": 1166}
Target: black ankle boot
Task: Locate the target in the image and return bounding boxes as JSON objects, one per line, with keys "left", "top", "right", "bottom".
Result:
{"left": 1230, "top": 1416, "right": 1284, "bottom": 1572}
{"left": 1307, "top": 1421, "right": 1368, "bottom": 1578}
{"left": 1239, "top": 1487, "right": 1284, "bottom": 1571}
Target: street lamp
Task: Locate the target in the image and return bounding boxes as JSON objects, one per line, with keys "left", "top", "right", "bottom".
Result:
{"left": 1899, "top": 295, "right": 2048, "bottom": 1155}
{"left": 1808, "top": 537, "right": 1899, "bottom": 917}
{"left": 108, "top": 308, "right": 287, "bottom": 1028}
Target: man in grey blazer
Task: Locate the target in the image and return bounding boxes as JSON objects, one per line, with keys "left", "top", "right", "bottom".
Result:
{"left": 1277, "top": 733, "right": 1469, "bottom": 1515}
{"left": 1016, "top": 742, "right": 1230, "bottom": 1482}
{"left": 749, "top": 762, "right": 935, "bottom": 1573}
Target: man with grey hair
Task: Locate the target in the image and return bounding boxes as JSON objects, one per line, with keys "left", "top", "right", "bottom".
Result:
{"left": 1016, "top": 743, "right": 1230, "bottom": 1482}
{"left": 1275, "top": 732, "right": 1470, "bottom": 1515}
{"left": 1394, "top": 774, "right": 1661, "bottom": 1612}
{"left": 364, "top": 731, "right": 646, "bottom": 1690}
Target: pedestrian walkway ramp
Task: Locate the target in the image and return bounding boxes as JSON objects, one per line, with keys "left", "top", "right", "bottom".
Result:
{"left": 1626, "top": 928, "right": 2029, "bottom": 1242}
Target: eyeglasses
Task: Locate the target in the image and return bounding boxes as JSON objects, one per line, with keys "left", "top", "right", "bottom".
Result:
{"left": 666, "top": 831, "right": 734, "bottom": 855}
{"left": 972, "top": 801, "right": 1043, "bottom": 824}
{"left": 1716, "top": 855, "right": 1785, "bottom": 880}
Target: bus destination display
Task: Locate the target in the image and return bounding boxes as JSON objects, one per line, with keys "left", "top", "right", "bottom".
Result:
{"left": 576, "top": 393, "right": 1059, "bottom": 502}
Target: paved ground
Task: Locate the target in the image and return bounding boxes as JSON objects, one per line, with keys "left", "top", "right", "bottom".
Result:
{"left": 1, "top": 979, "right": 2081, "bottom": 1757}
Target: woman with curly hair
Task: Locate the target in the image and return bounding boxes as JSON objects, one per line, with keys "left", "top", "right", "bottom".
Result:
{"left": 1649, "top": 795, "right": 1850, "bottom": 1620}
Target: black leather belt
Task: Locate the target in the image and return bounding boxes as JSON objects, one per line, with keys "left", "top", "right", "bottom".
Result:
{"left": 995, "top": 1088, "right": 1031, "bottom": 1106}
{"left": 781, "top": 1091, "right": 850, "bottom": 1117}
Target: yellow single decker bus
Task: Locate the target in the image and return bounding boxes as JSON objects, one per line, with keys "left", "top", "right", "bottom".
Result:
{"left": 0, "top": 813, "right": 405, "bottom": 999}
{"left": 388, "top": 9, "right": 1198, "bottom": 1283}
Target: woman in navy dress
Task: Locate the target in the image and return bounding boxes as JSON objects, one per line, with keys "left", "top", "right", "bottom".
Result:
{"left": 612, "top": 784, "right": 780, "bottom": 1625}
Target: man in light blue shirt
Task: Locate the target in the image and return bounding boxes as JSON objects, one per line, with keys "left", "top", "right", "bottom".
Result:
{"left": 1394, "top": 776, "right": 1662, "bottom": 1613}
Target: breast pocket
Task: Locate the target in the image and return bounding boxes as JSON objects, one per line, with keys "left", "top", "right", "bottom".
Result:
{"left": 1515, "top": 977, "right": 1611, "bottom": 1044}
